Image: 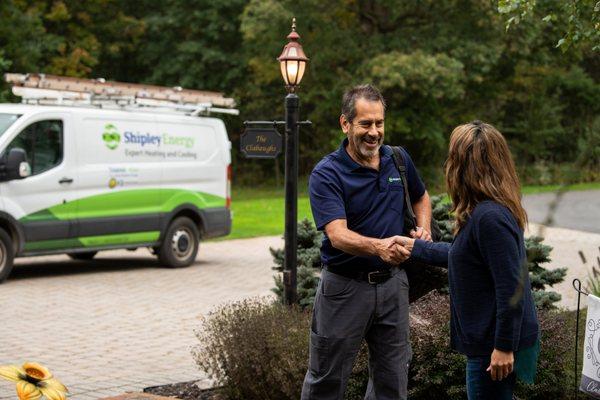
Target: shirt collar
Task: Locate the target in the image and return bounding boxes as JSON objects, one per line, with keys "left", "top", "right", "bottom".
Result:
{"left": 335, "top": 138, "right": 392, "bottom": 172}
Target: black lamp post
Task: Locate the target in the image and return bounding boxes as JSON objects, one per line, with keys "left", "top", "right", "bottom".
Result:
{"left": 278, "top": 18, "right": 309, "bottom": 305}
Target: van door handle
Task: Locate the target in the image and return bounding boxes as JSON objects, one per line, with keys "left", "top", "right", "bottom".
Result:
{"left": 59, "top": 177, "right": 73, "bottom": 184}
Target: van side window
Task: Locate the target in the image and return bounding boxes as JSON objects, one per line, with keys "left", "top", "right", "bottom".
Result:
{"left": 6, "top": 120, "right": 63, "bottom": 175}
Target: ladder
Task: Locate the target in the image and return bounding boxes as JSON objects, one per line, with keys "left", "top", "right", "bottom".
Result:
{"left": 4, "top": 73, "right": 239, "bottom": 116}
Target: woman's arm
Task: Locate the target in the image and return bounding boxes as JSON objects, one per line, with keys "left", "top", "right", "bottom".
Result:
{"left": 397, "top": 237, "right": 450, "bottom": 267}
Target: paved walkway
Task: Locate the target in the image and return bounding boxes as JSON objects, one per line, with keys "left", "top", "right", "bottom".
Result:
{"left": 0, "top": 236, "right": 283, "bottom": 399}
{"left": 523, "top": 189, "right": 600, "bottom": 234}
{"left": 523, "top": 189, "right": 600, "bottom": 309}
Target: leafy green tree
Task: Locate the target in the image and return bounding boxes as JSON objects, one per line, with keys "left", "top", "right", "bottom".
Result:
{"left": 498, "top": 0, "right": 600, "bottom": 51}
{"left": 238, "top": 0, "right": 598, "bottom": 183}
{"left": 0, "top": 0, "right": 596, "bottom": 186}
{"left": 368, "top": 51, "right": 465, "bottom": 168}
{"left": 0, "top": 1, "right": 52, "bottom": 74}
{"left": 135, "top": 0, "right": 248, "bottom": 92}
{"left": 578, "top": 116, "right": 600, "bottom": 170}
{"left": 0, "top": 51, "right": 12, "bottom": 101}
{"left": 0, "top": 0, "right": 144, "bottom": 78}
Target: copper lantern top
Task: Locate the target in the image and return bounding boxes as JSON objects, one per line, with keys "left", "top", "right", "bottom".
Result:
{"left": 278, "top": 18, "right": 309, "bottom": 91}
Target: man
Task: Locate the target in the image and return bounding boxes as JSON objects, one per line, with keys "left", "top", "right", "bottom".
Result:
{"left": 301, "top": 84, "right": 432, "bottom": 400}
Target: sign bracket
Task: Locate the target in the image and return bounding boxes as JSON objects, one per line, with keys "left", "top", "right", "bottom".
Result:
{"left": 243, "top": 120, "right": 312, "bottom": 128}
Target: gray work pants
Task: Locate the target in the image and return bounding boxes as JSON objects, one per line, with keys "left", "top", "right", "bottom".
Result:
{"left": 301, "top": 267, "right": 411, "bottom": 400}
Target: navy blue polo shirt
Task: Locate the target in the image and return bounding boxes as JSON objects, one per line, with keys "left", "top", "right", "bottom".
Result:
{"left": 309, "top": 138, "right": 425, "bottom": 271}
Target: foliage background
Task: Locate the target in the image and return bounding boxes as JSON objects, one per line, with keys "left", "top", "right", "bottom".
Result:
{"left": 0, "top": 0, "right": 598, "bottom": 187}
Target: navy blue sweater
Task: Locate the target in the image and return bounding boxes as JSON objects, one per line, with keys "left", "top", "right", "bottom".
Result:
{"left": 412, "top": 201, "right": 539, "bottom": 356}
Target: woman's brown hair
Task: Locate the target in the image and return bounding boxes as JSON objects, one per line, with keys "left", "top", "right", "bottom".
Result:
{"left": 445, "top": 121, "right": 527, "bottom": 233}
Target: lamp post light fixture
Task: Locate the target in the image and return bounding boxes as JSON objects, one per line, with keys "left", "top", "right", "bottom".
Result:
{"left": 278, "top": 18, "right": 309, "bottom": 93}
{"left": 278, "top": 18, "right": 310, "bottom": 305}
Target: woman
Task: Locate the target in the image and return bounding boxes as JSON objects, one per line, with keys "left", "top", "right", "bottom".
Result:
{"left": 400, "top": 121, "right": 540, "bottom": 399}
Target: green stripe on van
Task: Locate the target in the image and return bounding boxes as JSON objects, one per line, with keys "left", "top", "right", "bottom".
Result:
{"left": 24, "top": 231, "right": 160, "bottom": 252}
{"left": 20, "top": 209, "right": 60, "bottom": 222}
{"left": 20, "top": 189, "right": 225, "bottom": 222}
{"left": 79, "top": 231, "right": 160, "bottom": 247}
{"left": 24, "top": 238, "right": 83, "bottom": 251}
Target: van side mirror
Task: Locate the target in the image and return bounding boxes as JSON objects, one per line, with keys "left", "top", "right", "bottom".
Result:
{"left": 0, "top": 148, "right": 31, "bottom": 181}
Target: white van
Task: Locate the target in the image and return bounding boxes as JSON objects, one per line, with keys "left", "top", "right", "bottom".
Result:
{"left": 0, "top": 103, "right": 232, "bottom": 281}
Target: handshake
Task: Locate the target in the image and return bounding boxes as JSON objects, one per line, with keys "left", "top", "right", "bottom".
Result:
{"left": 376, "top": 227, "right": 431, "bottom": 265}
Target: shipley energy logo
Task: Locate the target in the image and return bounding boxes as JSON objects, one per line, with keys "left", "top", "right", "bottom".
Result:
{"left": 101, "top": 123, "right": 196, "bottom": 154}
{"left": 103, "top": 124, "right": 121, "bottom": 150}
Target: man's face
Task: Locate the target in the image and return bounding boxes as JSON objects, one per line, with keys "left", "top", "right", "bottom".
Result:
{"left": 341, "top": 98, "right": 385, "bottom": 161}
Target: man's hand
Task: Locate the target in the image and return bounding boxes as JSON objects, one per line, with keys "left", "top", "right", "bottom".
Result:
{"left": 376, "top": 236, "right": 411, "bottom": 264}
{"left": 410, "top": 226, "right": 432, "bottom": 242}
{"left": 486, "top": 349, "right": 514, "bottom": 381}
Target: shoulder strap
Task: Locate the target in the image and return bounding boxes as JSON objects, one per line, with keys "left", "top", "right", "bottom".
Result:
{"left": 388, "top": 145, "right": 417, "bottom": 230}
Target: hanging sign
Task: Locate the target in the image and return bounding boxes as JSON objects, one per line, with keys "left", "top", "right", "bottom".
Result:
{"left": 240, "top": 126, "right": 282, "bottom": 159}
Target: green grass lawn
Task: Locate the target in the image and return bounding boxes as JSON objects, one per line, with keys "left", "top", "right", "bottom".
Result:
{"left": 226, "top": 196, "right": 312, "bottom": 240}
{"left": 220, "top": 182, "right": 600, "bottom": 240}
{"left": 521, "top": 181, "right": 600, "bottom": 194}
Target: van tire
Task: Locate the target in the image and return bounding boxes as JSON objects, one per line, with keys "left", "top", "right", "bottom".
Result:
{"left": 68, "top": 251, "right": 98, "bottom": 260}
{"left": 0, "top": 229, "right": 15, "bottom": 283}
{"left": 158, "top": 217, "right": 199, "bottom": 268}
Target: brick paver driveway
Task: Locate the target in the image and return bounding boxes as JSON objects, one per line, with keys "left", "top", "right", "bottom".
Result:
{"left": 0, "top": 236, "right": 282, "bottom": 399}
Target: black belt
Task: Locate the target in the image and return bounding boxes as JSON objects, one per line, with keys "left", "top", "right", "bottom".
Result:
{"left": 325, "top": 265, "right": 392, "bottom": 284}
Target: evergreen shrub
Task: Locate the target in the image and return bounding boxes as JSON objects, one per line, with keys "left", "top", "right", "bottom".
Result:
{"left": 270, "top": 218, "right": 322, "bottom": 309}
{"left": 526, "top": 236, "right": 567, "bottom": 309}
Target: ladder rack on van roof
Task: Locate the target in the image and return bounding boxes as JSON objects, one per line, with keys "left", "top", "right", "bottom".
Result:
{"left": 5, "top": 73, "right": 239, "bottom": 116}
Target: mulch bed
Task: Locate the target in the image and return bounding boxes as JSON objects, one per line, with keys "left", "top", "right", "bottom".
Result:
{"left": 144, "top": 381, "right": 223, "bottom": 400}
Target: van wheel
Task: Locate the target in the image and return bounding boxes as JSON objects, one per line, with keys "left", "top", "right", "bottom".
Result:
{"left": 158, "top": 217, "right": 199, "bottom": 268}
{"left": 0, "top": 229, "right": 15, "bottom": 283}
{"left": 68, "top": 251, "right": 98, "bottom": 260}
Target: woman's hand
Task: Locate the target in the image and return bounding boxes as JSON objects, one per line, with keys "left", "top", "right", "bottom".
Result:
{"left": 393, "top": 235, "right": 415, "bottom": 251}
{"left": 486, "top": 349, "right": 514, "bottom": 381}
{"left": 376, "top": 236, "right": 411, "bottom": 264}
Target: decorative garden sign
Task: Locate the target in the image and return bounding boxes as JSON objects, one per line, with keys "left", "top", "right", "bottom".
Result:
{"left": 581, "top": 294, "right": 600, "bottom": 398}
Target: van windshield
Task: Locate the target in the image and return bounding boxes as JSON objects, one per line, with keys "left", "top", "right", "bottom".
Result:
{"left": 0, "top": 114, "right": 21, "bottom": 137}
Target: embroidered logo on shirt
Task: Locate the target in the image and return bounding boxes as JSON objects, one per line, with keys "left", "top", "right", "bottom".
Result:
{"left": 388, "top": 177, "right": 402, "bottom": 183}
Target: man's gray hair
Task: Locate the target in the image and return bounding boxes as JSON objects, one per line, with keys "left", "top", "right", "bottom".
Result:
{"left": 341, "top": 84, "right": 386, "bottom": 123}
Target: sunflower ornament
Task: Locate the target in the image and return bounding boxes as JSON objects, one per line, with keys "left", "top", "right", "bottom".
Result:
{"left": 0, "top": 362, "right": 68, "bottom": 400}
